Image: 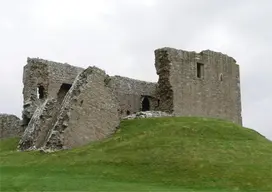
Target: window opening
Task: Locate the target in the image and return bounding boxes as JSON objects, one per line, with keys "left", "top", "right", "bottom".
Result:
{"left": 22, "top": 115, "right": 31, "bottom": 127}
{"left": 37, "top": 85, "right": 45, "bottom": 99}
{"left": 219, "top": 73, "right": 223, "bottom": 81}
{"left": 57, "top": 83, "right": 72, "bottom": 103}
{"left": 197, "top": 63, "right": 204, "bottom": 78}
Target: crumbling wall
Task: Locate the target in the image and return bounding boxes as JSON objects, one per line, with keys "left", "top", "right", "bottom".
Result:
{"left": 154, "top": 49, "right": 174, "bottom": 113}
{"left": 155, "top": 47, "right": 242, "bottom": 125}
{"left": 43, "top": 67, "right": 120, "bottom": 150}
{"left": 0, "top": 114, "right": 23, "bottom": 139}
{"left": 18, "top": 99, "right": 60, "bottom": 150}
{"left": 47, "top": 61, "right": 83, "bottom": 99}
{"left": 17, "top": 46, "right": 243, "bottom": 151}
{"left": 108, "top": 76, "right": 158, "bottom": 116}
{"left": 22, "top": 59, "right": 49, "bottom": 128}
{"left": 22, "top": 58, "right": 83, "bottom": 129}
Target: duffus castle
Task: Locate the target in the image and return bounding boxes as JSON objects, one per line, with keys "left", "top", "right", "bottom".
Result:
{"left": 0, "top": 47, "right": 242, "bottom": 151}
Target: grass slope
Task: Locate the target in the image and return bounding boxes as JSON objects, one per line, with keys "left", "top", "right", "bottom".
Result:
{"left": 0, "top": 117, "right": 271, "bottom": 192}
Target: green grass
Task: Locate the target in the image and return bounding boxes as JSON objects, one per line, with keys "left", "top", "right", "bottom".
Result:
{"left": 1, "top": 117, "right": 271, "bottom": 192}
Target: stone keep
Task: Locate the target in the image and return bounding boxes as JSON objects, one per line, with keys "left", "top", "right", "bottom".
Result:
{"left": 155, "top": 48, "right": 242, "bottom": 125}
{"left": 16, "top": 47, "right": 242, "bottom": 151}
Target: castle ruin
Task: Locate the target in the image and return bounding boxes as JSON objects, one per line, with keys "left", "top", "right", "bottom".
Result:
{"left": 0, "top": 47, "right": 242, "bottom": 151}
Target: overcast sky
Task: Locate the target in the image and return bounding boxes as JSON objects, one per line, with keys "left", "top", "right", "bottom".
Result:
{"left": 0, "top": 0, "right": 271, "bottom": 140}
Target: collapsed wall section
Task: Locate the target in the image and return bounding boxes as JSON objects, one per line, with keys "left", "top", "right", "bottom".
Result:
{"left": 43, "top": 67, "right": 120, "bottom": 150}
{"left": 22, "top": 58, "right": 83, "bottom": 129}
{"left": 18, "top": 99, "right": 60, "bottom": 151}
{"left": 108, "top": 76, "right": 158, "bottom": 116}
{"left": 0, "top": 114, "right": 23, "bottom": 139}
{"left": 154, "top": 49, "right": 174, "bottom": 113}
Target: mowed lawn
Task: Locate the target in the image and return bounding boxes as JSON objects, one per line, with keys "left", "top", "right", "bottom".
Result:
{"left": 1, "top": 117, "right": 272, "bottom": 192}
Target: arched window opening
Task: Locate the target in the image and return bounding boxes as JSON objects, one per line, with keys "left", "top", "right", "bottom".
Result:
{"left": 219, "top": 73, "right": 223, "bottom": 81}
{"left": 142, "top": 97, "right": 150, "bottom": 111}
{"left": 37, "top": 85, "right": 45, "bottom": 99}
{"left": 57, "top": 83, "right": 72, "bottom": 103}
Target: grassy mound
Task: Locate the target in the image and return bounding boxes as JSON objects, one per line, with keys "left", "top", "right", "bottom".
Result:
{"left": 1, "top": 117, "right": 271, "bottom": 192}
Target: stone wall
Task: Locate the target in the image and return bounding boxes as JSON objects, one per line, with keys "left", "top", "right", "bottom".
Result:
{"left": 0, "top": 114, "right": 23, "bottom": 139}
{"left": 22, "top": 58, "right": 83, "bottom": 129}
{"left": 19, "top": 57, "right": 160, "bottom": 149}
{"left": 155, "top": 47, "right": 242, "bottom": 125}
{"left": 47, "top": 61, "right": 83, "bottom": 99}
{"left": 43, "top": 67, "right": 120, "bottom": 150}
{"left": 15, "top": 46, "right": 243, "bottom": 150}
{"left": 23, "top": 58, "right": 160, "bottom": 126}
{"left": 18, "top": 99, "right": 60, "bottom": 150}
{"left": 108, "top": 75, "right": 158, "bottom": 117}
{"left": 154, "top": 49, "right": 174, "bottom": 113}
{"left": 22, "top": 59, "right": 49, "bottom": 128}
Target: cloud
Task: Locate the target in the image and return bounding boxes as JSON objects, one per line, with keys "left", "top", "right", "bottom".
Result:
{"left": 0, "top": 0, "right": 271, "bottom": 139}
{"left": 28, "top": 0, "right": 111, "bottom": 30}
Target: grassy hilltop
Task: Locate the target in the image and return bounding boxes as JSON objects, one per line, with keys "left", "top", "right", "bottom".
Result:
{"left": 0, "top": 117, "right": 271, "bottom": 192}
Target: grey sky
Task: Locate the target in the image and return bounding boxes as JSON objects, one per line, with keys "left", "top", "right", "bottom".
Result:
{"left": 0, "top": 0, "right": 271, "bottom": 140}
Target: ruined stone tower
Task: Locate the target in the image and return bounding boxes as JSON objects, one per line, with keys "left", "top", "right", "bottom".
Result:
{"left": 155, "top": 48, "right": 242, "bottom": 125}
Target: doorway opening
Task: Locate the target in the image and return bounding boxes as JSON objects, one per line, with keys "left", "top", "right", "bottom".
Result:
{"left": 142, "top": 97, "right": 150, "bottom": 111}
